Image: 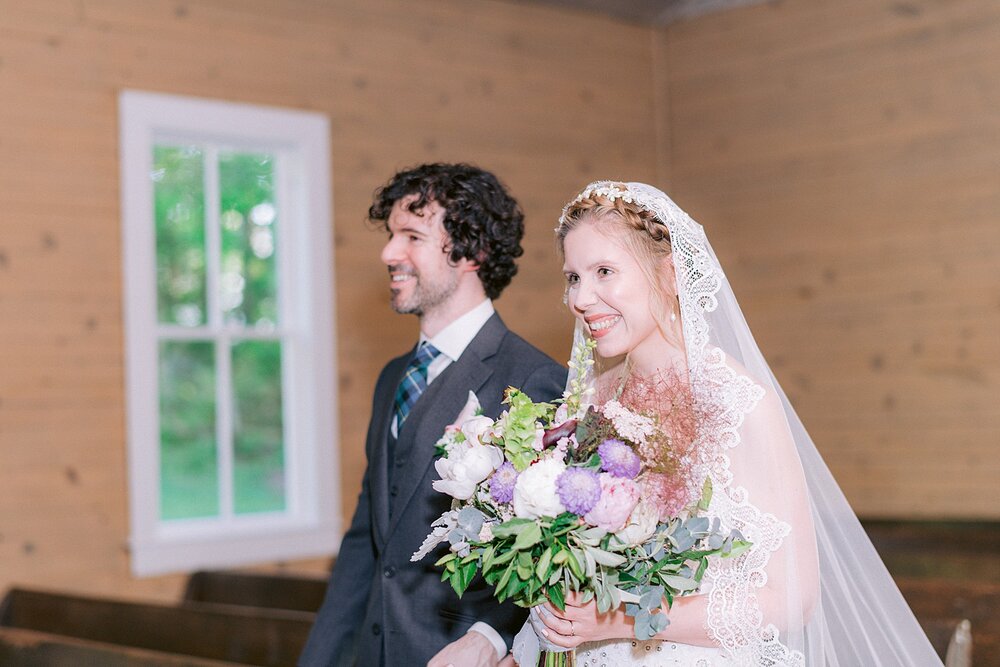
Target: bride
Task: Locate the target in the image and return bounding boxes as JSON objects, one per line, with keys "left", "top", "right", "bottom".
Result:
{"left": 527, "top": 182, "right": 942, "bottom": 665}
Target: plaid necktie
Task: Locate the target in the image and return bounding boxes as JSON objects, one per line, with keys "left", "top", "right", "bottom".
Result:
{"left": 392, "top": 341, "right": 442, "bottom": 432}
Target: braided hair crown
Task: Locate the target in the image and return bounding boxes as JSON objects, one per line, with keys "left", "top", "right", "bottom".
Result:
{"left": 556, "top": 181, "right": 671, "bottom": 249}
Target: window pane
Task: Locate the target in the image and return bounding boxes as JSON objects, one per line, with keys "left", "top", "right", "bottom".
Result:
{"left": 218, "top": 152, "right": 278, "bottom": 328}
{"left": 232, "top": 340, "right": 285, "bottom": 514}
{"left": 159, "top": 340, "right": 218, "bottom": 520}
{"left": 153, "top": 146, "right": 206, "bottom": 327}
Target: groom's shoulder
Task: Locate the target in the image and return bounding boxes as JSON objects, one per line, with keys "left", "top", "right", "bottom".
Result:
{"left": 496, "top": 327, "right": 564, "bottom": 373}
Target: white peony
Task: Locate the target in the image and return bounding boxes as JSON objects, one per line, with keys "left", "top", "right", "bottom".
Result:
{"left": 461, "top": 415, "right": 495, "bottom": 446}
{"left": 433, "top": 441, "right": 504, "bottom": 500}
{"left": 614, "top": 496, "right": 659, "bottom": 546}
{"left": 512, "top": 457, "right": 567, "bottom": 519}
{"left": 445, "top": 391, "right": 482, "bottom": 434}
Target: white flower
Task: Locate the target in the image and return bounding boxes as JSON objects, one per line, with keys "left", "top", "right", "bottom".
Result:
{"left": 613, "top": 496, "right": 659, "bottom": 547}
{"left": 461, "top": 415, "right": 495, "bottom": 446}
{"left": 445, "top": 391, "right": 482, "bottom": 435}
{"left": 602, "top": 400, "right": 656, "bottom": 446}
{"left": 531, "top": 425, "right": 546, "bottom": 451}
{"left": 512, "top": 457, "right": 567, "bottom": 519}
{"left": 432, "top": 441, "right": 503, "bottom": 500}
{"left": 478, "top": 522, "right": 495, "bottom": 543}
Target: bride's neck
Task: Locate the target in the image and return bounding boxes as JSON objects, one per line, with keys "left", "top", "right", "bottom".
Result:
{"left": 626, "top": 333, "right": 687, "bottom": 378}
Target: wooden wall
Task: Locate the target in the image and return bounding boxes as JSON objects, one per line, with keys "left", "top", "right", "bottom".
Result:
{"left": 0, "top": 0, "right": 657, "bottom": 601}
{"left": 657, "top": 0, "right": 1000, "bottom": 518}
{"left": 2, "top": 0, "right": 996, "bottom": 605}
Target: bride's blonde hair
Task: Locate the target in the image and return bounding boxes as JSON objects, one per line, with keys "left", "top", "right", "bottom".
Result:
{"left": 556, "top": 184, "right": 679, "bottom": 336}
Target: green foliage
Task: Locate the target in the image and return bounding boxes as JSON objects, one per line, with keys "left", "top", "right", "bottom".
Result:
{"left": 159, "top": 341, "right": 218, "bottom": 519}
{"left": 154, "top": 146, "right": 285, "bottom": 519}
{"left": 617, "top": 481, "right": 751, "bottom": 639}
{"left": 497, "top": 389, "right": 555, "bottom": 471}
{"left": 441, "top": 513, "right": 584, "bottom": 610}
{"left": 218, "top": 151, "right": 278, "bottom": 326}
{"left": 154, "top": 145, "right": 206, "bottom": 326}
{"left": 232, "top": 340, "right": 285, "bottom": 514}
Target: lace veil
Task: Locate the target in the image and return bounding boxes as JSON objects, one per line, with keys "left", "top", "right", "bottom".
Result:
{"left": 560, "top": 181, "right": 943, "bottom": 665}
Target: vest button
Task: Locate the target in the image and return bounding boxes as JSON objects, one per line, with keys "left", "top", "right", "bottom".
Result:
{"left": 384, "top": 566, "right": 396, "bottom": 578}
{"left": 372, "top": 623, "right": 381, "bottom": 636}
{"left": 390, "top": 485, "right": 399, "bottom": 497}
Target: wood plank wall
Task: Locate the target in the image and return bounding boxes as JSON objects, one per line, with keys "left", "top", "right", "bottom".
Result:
{"left": 1, "top": 0, "right": 996, "bottom": 604}
{"left": 0, "top": 0, "right": 657, "bottom": 601}
{"left": 657, "top": 0, "right": 1000, "bottom": 518}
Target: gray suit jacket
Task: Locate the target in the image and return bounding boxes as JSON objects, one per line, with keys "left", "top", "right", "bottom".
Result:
{"left": 299, "top": 314, "right": 567, "bottom": 667}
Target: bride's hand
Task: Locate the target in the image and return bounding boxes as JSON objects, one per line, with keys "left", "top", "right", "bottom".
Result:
{"left": 537, "top": 591, "right": 633, "bottom": 648}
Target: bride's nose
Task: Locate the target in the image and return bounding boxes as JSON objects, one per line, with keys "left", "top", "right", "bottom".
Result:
{"left": 572, "top": 277, "right": 598, "bottom": 312}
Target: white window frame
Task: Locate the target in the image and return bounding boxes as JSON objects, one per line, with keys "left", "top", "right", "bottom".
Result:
{"left": 119, "top": 90, "right": 339, "bottom": 576}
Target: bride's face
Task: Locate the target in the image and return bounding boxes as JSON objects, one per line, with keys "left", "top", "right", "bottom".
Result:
{"left": 563, "top": 222, "right": 666, "bottom": 362}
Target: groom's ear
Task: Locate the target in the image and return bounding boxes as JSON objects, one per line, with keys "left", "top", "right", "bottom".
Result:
{"left": 457, "top": 255, "right": 480, "bottom": 273}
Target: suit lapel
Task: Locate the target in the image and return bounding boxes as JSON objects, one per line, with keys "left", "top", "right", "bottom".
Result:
{"left": 370, "top": 354, "right": 409, "bottom": 547}
{"left": 385, "top": 314, "right": 507, "bottom": 539}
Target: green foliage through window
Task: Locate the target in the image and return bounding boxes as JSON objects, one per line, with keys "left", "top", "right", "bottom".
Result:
{"left": 153, "top": 145, "right": 286, "bottom": 521}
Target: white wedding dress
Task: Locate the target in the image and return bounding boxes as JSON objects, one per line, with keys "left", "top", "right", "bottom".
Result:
{"left": 531, "top": 182, "right": 942, "bottom": 666}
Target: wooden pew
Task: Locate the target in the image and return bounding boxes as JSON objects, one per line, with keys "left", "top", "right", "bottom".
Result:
{"left": 183, "top": 570, "right": 327, "bottom": 614}
{"left": 864, "top": 520, "right": 1000, "bottom": 583}
{"left": 897, "top": 578, "right": 1000, "bottom": 662}
{"left": 182, "top": 570, "right": 1000, "bottom": 663}
{"left": 0, "top": 588, "right": 314, "bottom": 666}
{"left": 0, "top": 626, "right": 243, "bottom": 666}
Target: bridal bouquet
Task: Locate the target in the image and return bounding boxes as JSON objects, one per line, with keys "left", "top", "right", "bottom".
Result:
{"left": 412, "top": 340, "right": 748, "bottom": 663}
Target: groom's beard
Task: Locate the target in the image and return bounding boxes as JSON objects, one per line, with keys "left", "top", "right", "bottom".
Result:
{"left": 388, "top": 264, "right": 459, "bottom": 316}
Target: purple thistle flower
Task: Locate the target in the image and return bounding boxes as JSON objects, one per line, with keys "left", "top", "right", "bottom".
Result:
{"left": 598, "top": 438, "right": 642, "bottom": 479}
{"left": 489, "top": 462, "right": 518, "bottom": 504}
{"left": 556, "top": 467, "right": 602, "bottom": 515}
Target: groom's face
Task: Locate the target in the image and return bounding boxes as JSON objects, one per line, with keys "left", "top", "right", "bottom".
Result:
{"left": 380, "top": 195, "right": 461, "bottom": 316}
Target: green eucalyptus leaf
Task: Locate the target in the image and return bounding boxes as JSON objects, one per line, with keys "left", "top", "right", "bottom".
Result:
{"left": 586, "top": 546, "right": 626, "bottom": 568}
{"left": 434, "top": 553, "right": 456, "bottom": 567}
{"left": 481, "top": 544, "right": 497, "bottom": 570}
{"left": 491, "top": 519, "right": 534, "bottom": 539}
{"left": 566, "top": 548, "right": 585, "bottom": 579}
{"left": 490, "top": 548, "right": 517, "bottom": 567}
{"left": 548, "top": 583, "right": 566, "bottom": 611}
{"left": 513, "top": 522, "right": 544, "bottom": 551}
{"left": 660, "top": 574, "right": 700, "bottom": 592}
{"left": 536, "top": 546, "right": 554, "bottom": 581}
{"left": 496, "top": 559, "right": 516, "bottom": 593}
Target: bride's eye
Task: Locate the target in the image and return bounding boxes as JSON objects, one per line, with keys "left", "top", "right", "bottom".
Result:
{"left": 597, "top": 267, "right": 614, "bottom": 277}
{"left": 564, "top": 273, "right": 579, "bottom": 286}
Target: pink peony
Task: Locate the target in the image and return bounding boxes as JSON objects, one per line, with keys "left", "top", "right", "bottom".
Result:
{"left": 583, "top": 473, "right": 640, "bottom": 532}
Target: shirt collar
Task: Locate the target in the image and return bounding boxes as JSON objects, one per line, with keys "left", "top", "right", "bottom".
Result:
{"left": 421, "top": 299, "right": 495, "bottom": 362}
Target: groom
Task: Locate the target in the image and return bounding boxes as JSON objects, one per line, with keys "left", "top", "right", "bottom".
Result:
{"left": 299, "top": 164, "right": 566, "bottom": 667}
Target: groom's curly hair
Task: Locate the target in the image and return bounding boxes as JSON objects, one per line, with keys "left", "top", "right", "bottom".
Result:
{"left": 368, "top": 163, "right": 525, "bottom": 299}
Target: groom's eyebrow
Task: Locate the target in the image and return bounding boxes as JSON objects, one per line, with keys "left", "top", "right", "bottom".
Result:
{"left": 389, "top": 222, "right": 428, "bottom": 237}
